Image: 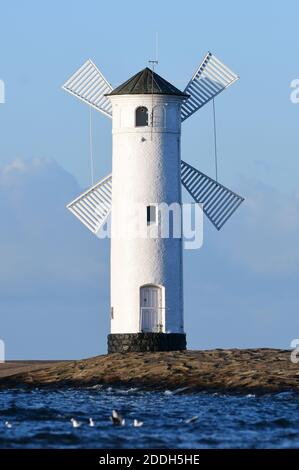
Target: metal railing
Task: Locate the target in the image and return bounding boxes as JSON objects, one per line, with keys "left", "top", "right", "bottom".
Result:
{"left": 181, "top": 52, "right": 239, "bottom": 121}
{"left": 67, "top": 173, "right": 112, "bottom": 234}
{"left": 181, "top": 160, "right": 244, "bottom": 230}
{"left": 62, "top": 59, "right": 113, "bottom": 118}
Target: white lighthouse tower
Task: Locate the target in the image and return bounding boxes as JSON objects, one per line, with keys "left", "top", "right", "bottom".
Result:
{"left": 107, "top": 68, "right": 187, "bottom": 352}
{"left": 63, "top": 53, "right": 244, "bottom": 353}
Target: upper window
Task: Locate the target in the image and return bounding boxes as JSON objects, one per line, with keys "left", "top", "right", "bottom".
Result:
{"left": 136, "top": 107, "right": 148, "bottom": 127}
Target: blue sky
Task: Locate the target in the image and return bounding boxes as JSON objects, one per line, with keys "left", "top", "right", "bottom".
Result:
{"left": 0, "top": 0, "right": 299, "bottom": 358}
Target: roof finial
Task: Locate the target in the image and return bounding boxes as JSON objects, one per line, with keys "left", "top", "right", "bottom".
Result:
{"left": 148, "top": 59, "right": 158, "bottom": 73}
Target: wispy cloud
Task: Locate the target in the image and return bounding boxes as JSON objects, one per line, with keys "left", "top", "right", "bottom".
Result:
{"left": 1, "top": 158, "right": 298, "bottom": 357}
{"left": 184, "top": 175, "right": 299, "bottom": 349}
{"left": 217, "top": 177, "right": 299, "bottom": 276}
{"left": 0, "top": 158, "right": 109, "bottom": 359}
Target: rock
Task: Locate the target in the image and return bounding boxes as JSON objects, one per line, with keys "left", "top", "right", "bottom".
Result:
{"left": 0, "top": 349, "right": 298, "bottom": 394}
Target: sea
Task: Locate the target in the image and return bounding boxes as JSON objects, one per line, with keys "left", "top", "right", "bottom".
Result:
{"left": 0, "top": 387, "right": 298, "bottom": 449}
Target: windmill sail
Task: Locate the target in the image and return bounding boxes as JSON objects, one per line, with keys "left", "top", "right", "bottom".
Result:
{"left": 181, "top": 160, "right": 244, "bottom": 230}
{"left": 67, "top": 173, "right": 112, "bottom": 235}
{"left": 181, "top": 52, "right": 239, "bottom": 122}
{"left": 62, "top": 59, "right": 113, "bottom": 118}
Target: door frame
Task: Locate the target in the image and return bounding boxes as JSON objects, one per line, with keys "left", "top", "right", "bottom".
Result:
{"left": 139, "top": 284, "right": 165, "bottom": 333}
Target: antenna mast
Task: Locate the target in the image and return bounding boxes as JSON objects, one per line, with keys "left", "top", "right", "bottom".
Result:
{"left": 148, "top": 32, "right": 159, "bottom": 136}
{"left": 148, "top": 59, "right": 158, "bottom": 139}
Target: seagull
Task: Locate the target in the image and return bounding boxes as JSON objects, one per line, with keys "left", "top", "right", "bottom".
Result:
{"left": 110, "top": 410, "right": 125, "bottom": 426}
{"left": 70, "top": 418, "right": 82, "bottom": 428}
{"left": 4, "top": 421, "right": 12, "bottom": 429}
{"left": 133, "top": 419, "right": 143, "bottom": 427}
{"left": 185, "top": 416, "right": 198, "bottom": 424}
{"left": 89, "top": 418, "right": 95, "bottom": 427}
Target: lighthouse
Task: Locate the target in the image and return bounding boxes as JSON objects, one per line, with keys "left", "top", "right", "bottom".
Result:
{"left": 63, "top": 53, "right": 244, "bottom": 354}
{"left": 107, "top": 68, "right": 188, "bottom": 352}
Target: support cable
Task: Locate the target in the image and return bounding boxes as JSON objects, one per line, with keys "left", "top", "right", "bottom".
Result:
{"left": 212, "top": 98, "right": 218, "bottom": 182}
{"left": 89, "top": 105, "right": 94, "bottom": 186}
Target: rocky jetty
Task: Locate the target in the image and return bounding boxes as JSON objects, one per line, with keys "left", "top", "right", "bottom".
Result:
{"left": 0, "top": 349, "right": 298, "bottom": 394}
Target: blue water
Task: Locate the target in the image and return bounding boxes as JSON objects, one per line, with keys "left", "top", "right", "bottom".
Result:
{"left": 0, "top": 387, "right": 298, "bottom": 448}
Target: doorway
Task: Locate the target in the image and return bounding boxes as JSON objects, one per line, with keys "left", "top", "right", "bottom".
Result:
{"left": 140, "top": 285, "right": 162, "bottom": 332}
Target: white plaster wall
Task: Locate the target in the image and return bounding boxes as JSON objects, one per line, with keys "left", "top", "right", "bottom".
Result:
{"left": 109, "top": 94, "right": 184, "bottom": 334}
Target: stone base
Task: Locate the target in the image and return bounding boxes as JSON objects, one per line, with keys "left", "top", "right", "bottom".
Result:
{"left": 108, "top": 333, "right": 187, "bottom": 353}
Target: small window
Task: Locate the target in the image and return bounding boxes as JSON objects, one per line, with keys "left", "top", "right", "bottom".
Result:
{"left": 147, "top": 205, "right": 157, "bottom": 225}
{"left": 136, "top": 106, "right": 148, "bottom": 127}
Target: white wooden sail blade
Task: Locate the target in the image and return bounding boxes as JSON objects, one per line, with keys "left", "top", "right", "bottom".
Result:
{"left": 67, "top": 173, "right": 112, "bottom": 235}
{"left": 62, "top": 59, "right": 113, "bottom": 118}
{"left": 181, "top": 52, "right": 239, "bottom": 122}
{"left": 181, "top": 160, "right": 244, "bottom": 230}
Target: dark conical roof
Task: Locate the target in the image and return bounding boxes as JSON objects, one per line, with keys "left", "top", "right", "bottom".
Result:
{"left": 107, "top": 67, "right": 188, "bottom": 97}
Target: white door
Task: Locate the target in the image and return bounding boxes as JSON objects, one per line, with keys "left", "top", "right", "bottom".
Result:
{"left": 140, "top": 286, "right": 161, "bottom": 332}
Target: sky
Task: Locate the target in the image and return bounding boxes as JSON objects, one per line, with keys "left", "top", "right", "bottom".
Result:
{"left": 0, "top": 0, "right": 299, "bottom": 358}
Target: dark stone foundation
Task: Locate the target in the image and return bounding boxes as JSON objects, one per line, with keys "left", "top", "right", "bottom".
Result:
{"left": 108, "top": 333, "right": 187, "bottom": 353}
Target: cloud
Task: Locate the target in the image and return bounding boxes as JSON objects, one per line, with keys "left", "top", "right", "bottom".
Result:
{"left": 220, "top": 177, "right": 299, "bottom": 276}
{"left": 0, "top": 158, "right": 109, "bottom": 359}
{"left": 184, "top": 176, "right": 299, "bottom": 350}
{"left": 0, "top": 158, "right": 298, "bottom": 357}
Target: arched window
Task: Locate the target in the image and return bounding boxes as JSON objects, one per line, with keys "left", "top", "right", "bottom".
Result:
{"left": 135, "top": 106, "right": 148, "bottom": 127}
{"left": 153, "top": 105, "right": 166, "bottom": 128}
